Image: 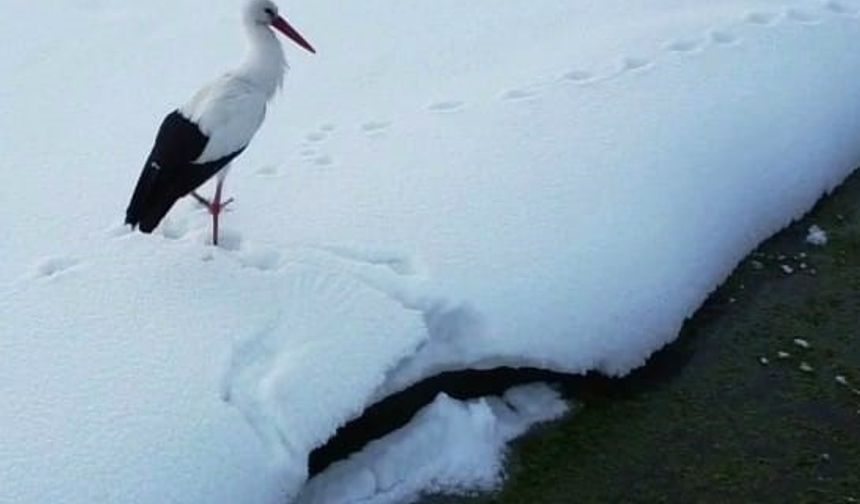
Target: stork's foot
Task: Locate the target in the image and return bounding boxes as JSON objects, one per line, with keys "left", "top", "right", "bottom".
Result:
{"left": 210, "top": 197, "right": 234, "bottom": 215}
{"left": 191, "top": 192, "right": 234, "bottom": 215}
{"left": 191, "top": 191, "right": 211, "bottom": 208}
{"left": 193, "top": 180, "right": 233, "bottom": 247}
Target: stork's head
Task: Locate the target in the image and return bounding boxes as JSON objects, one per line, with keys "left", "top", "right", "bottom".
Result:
{"left": 244, "top": 0, "right": 316, "bottom": 54}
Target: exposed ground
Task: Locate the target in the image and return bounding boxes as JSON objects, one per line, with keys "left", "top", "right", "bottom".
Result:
{"left": 432, "top": 171, "right": 860, "bottom": 503}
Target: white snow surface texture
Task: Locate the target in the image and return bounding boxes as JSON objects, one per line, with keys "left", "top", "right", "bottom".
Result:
{"left": 3, "top": 0, "right": 860, "bottom": 502}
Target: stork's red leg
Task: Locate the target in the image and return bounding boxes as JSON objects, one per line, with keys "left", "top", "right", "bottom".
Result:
{"left": 209, "top": 180, "right": 235, "bottom": 246}
{"left": 191, "top": 181, "right": 234, "bottom": 246}
{"left": 212, "top": 180, "right": 223, "bottom": 246}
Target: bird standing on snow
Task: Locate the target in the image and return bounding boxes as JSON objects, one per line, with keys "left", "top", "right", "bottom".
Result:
{"left": 125, "top": 0, "right": 315, "bottom": 246}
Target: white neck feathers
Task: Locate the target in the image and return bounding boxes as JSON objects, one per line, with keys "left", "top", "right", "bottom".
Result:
{"left": 235, "top": 22, "right": 287, "bottom": 99}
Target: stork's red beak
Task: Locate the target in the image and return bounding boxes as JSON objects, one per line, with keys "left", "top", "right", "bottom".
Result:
{"left": 271, "top": 16, "right": 316, "bottom": 54}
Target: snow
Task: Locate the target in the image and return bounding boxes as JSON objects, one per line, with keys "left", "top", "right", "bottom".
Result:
{"left": 298, "top": 384, "right": 569, "bottom": 504}
{"left": 806, "top": 224, "right": 830, "bottom": 246}
{"left": 4, "top": 0, "right": 860, "bottom": 502}
{"left": 221, "top": 250, "right": 429, "bottom": 490}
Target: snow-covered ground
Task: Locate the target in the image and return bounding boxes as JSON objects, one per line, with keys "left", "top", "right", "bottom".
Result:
{"left": 3, "top": 0, "right": 860, "bottom": 502}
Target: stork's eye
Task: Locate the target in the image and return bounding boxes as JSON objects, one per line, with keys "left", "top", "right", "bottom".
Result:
{"left": 264, "top": 7, "right": 275, "bottom": 17}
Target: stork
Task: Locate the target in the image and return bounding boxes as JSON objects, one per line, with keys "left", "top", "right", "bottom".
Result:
{"left": 125, "top": 0, "right": 315, "bottom": 246}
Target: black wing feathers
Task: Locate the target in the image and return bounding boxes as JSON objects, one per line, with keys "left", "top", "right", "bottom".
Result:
{"left": 125, "top": 111, "right": 244, "bottom": 233}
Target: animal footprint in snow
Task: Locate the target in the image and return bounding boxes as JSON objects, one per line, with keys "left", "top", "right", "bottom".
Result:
{"left": 34, "top": 256, "right": 80, "bottom": 279}
{"left": 745, "top": 11, "right": 779, "bottom": 25}
{"left": 501, "top": 88, "right": 538, "bottom": 101}
{"left": 562, "top": 70, "right": 595, "bottom": 83}
{"left": 710, "top": 29, "right": 740, "bottom": 45}
{"left": 620, "top": 57, "right": 652, "bottom": 73}
{"left": 826, "top": 0, "right": 859, "bottom": 15}
{"left": 312, "top": 155, "right": 333, "bottom": 167}
{"left": 361, "top": 121, "right": 391, "bottom": 134}
{"left": 305, "top": 132, "right": 326, "bottom": 143}
{"left": 785, "top": 8, "right": 821, "bottom": 23}
{"left": 666, "top": 37, "right": 705, "bottom": 53}
{"left": 255, "top": 165, "right": 279, "bottom": 177}
{"left": 428, "top": 100, "right": 464, "bottom": 113}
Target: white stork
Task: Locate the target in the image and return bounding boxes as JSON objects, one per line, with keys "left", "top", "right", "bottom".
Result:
{"left": 125, "top": 0, "right": 315, "bottom": 246}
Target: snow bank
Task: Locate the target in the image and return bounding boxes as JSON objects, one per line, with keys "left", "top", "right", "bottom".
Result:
{"left": 3, "top": 0, "right": 860, "bottom": 502}
{"left": 221, "top": 250, "right": 429, "bottom": 489}
{"left": 299, "top": 384, "right": 568, "bottom": 504}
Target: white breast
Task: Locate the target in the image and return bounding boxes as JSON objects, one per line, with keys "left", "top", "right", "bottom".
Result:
{"left": 179, "top": 74, "right": 268, "bottom": 164}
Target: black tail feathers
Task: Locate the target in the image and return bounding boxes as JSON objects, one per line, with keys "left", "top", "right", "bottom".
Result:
{"left": 124, "top": 110, "right": 245, "bottom": 234}
{"left": 125, "top": 160, "right": 182, "bottom": 233}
